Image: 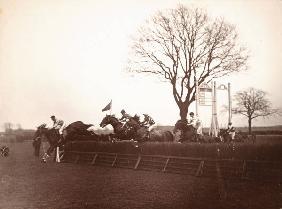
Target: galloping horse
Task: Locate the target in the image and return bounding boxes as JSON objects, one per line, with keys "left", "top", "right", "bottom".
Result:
{"left": 100, "top": 115, "right": 174, "bottom": 142}
{"left": 173, "top": 119, "right": 197, "bottom": 143}
{"left": 32, "top": 124, "right": 61, "bottom": 162}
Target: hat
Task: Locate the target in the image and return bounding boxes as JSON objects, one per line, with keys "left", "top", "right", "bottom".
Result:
{"left": 50, "top": 115, "right": 55, "bottom": 118}
{"left": 189, "top": 112, "right": 194, "bottom": 116}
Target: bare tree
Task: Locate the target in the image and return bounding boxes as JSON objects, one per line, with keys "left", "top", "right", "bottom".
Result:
{"left": 129, "top": 5, "right": 248, "bottom": 120}
{"left": 233, "top": 88, "right": 280, "bottom": 134}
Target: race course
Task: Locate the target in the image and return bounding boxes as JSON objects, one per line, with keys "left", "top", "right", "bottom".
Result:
{"left": 0, "top": 141, "right": 281, "bottom": 209}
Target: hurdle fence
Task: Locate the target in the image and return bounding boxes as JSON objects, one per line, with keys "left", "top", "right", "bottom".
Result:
{"left": 62, "top": 151, "right": 281, "bottom": 182}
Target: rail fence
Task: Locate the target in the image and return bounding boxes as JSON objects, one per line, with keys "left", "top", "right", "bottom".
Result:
{"left": 62, "top": 151, "right": 281, "bottom": 182}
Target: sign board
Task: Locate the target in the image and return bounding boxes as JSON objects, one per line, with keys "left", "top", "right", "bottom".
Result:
{"left": 198, "top": 83, "right": 212, "bottom": 106}
{"left": 199, "top": 83, "right": 212, "bottom": 92}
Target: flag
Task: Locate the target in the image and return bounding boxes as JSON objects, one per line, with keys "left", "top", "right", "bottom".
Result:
{"left": 102, "top": 100, "right": 112, "bottom": 112}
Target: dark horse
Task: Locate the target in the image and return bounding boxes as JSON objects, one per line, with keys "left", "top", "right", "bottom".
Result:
{"left": 62, "top": 121, "right": 100, "bottom": 142}
{"left": 32, "top": 124, "right": 61, "bottom": 162}
{"left": 100, "top": 115, "right": 174, "bottom": 142}
{"left": 218, "top": 129, "right": 253, "bottom": 143}
{"left": 218, "top": 129, "right": 232, "bottom": 143}
{"left": 173, "top": 119, "right": 197, "bottom": 143}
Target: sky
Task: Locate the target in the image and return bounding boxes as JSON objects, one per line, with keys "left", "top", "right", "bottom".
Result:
{"left": 0, "top": 0, "right": 281, "bottom": 130}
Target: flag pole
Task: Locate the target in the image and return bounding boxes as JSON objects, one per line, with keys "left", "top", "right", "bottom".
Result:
{"left": 110, "top": 100, "right": 112, "bottom": 115}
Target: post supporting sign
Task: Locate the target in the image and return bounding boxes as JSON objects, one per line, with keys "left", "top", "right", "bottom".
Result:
{"left": 209, "top": 81, "right": 219, "bottom": 137}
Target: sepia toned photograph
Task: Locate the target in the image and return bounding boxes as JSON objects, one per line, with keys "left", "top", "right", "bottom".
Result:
{"left": 0, "top": 0, "right": 281, "bottom": 208}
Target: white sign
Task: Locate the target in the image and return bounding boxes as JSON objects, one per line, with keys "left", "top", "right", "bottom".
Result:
{"left": 198, "top": 83, "right": 212, "bottom": 106}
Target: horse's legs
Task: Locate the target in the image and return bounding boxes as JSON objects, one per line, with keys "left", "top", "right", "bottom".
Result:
{"left": 42, "top": 143, "right": 57, "bottom": 162}
{"left": 47, "top": 143, "right": 57, "bottom": 156}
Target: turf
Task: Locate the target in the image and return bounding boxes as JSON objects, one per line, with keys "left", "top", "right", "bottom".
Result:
{"left": 0, "top": 141, "right": 281, "bottom": 209}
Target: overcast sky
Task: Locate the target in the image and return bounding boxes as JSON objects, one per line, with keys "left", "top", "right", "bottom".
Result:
{"left": 0, "top": 0, "right": 281, "bottom": 130}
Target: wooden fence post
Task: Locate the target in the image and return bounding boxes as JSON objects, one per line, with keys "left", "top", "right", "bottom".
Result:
{"left": 91, "top": 153, "right": 98, "bottom": 165}
{"left": 196, "top": 160, "right": 204, "bottom": 177}
{"left": 134, "top": 155, "right": 141, "bottom": 170}
{"left": 163, "top": 158, "right": 170, "bottom": 172}
{"left": 112, "top": 154, "right": 118, "bottom": 167}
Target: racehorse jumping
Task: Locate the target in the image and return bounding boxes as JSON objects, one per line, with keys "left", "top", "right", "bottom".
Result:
{"left": 32, "top": 124, "right": 61, "bottom": 162}
{"left": 99, "top": 115, "right": 174, "bottom": 142}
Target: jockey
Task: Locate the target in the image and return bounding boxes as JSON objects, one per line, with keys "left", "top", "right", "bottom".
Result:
{"left": 226, "top": 122, "right": 235, "bottom": 140}
{"left": 119, "top": 110, "right": 140, "bottom": 134}
{"left": 187, "top": 112, "right": 197, "bottom": 127}
{"left": 119, "top": 109, "right": 132, "bottom": 122}
{"left": 187, "top": 112, "right": 203, "bottom": 137}
{"left": 50, "top": 115, "right": 64, "bottom": 135}
{"left": 141, "top": 114, "right": 155, "bottom": 127}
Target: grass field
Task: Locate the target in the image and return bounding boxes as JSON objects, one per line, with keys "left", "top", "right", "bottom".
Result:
{"left": 0, "top": 141, "right": 281, "bottom": 209}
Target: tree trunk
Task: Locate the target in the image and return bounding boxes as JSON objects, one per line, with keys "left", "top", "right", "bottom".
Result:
{"left": 248, "top": 118, "right": 252, "bottom": 134}
{"left": 179, "top": 102, "right": 189, "bottom": 121}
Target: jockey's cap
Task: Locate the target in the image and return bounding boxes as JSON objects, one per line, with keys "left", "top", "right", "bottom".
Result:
{"left": 189, "top": 112, "right": 194, "bottom": 116}
{"left": 50, "top": 115, "right": 55, "bottom": 119}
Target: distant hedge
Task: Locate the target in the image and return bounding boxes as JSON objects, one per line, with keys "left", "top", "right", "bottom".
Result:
{"left": 251, "top": 130, "right": 282, "bottom": 135}
{"left": 203, "top": 130, "right": 282, "bottom": 135}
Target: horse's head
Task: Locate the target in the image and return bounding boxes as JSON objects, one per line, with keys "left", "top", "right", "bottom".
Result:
{"left": 173, "top": 119, "right": 188, "bottom": 133}
{"left": 100, "top": 115, "right": 118, "bottom": 128}
{"left": 218, "top": 129, "right": 227, "bottom": 136}
{"left": 33, "top": 124, "right": 48, "bottom": 139}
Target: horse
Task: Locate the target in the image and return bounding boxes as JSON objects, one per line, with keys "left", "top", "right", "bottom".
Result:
{"left": 62, "top": 121, "right": 101, "bottom": 142}
{"left": 100, "top": 115, "right": 174, "bottom": 142}
{"left": 147, "top": 128, "right": 174, "bottom": 142}
{"left": 218, "top": 129, "right": 232, "bottom": 143}
{"left": 218, "top": 129, "right": 250, "bottom": 143}
{"left": 173, "top": 119, "right": 198, "bottom": 143}
{"left": 32, "top": 124, "right": 61, "bottom": 162}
